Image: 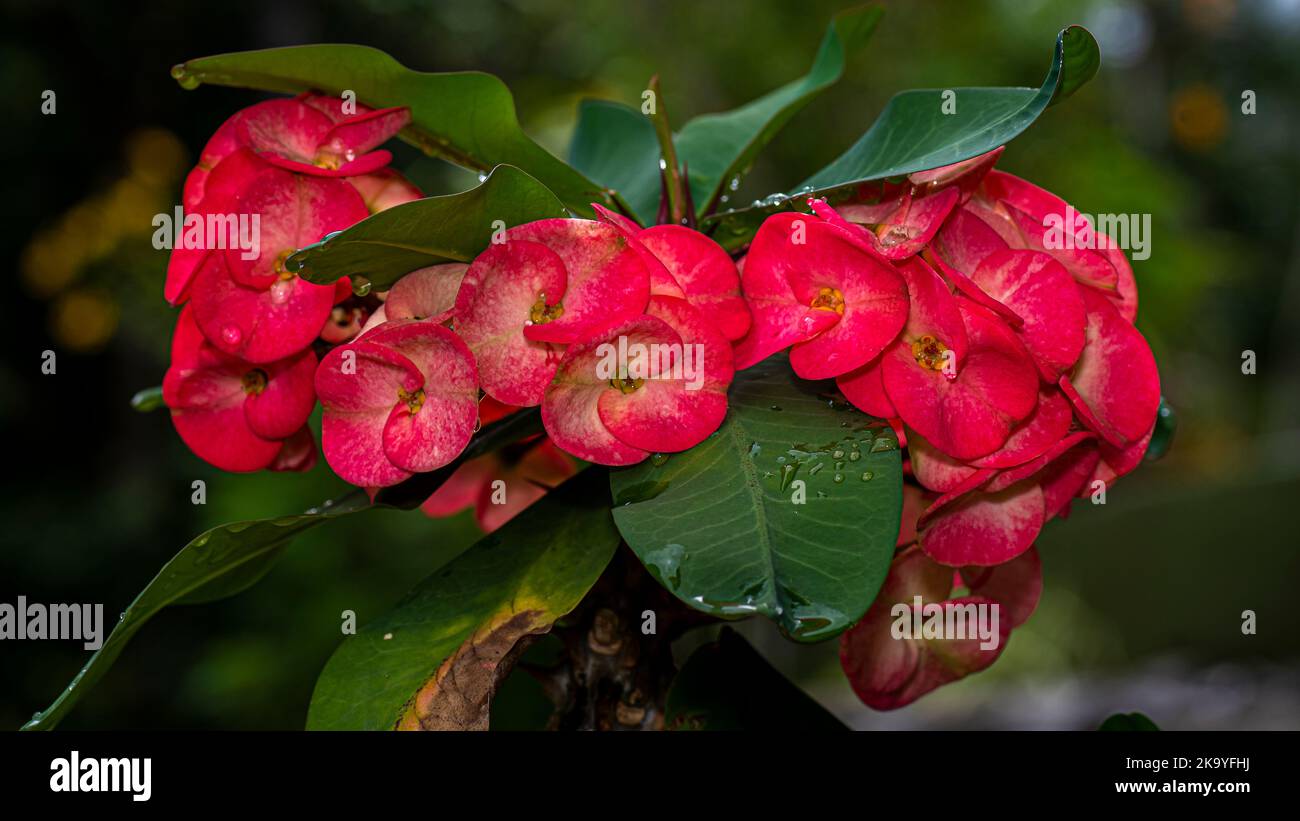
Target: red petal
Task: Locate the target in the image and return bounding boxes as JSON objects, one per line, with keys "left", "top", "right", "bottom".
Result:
{"left": 920, "top": 480, "right": 1044, "bottom": 566}
{"left": 454, "top": 240, "right": 567, "bottom": 406}
{"left": 971, "top": 249, "right": 1086, "bottom": 381}
{"left": 510, "top": 218, "right": 650, "bottom": 344}
{"left": 243, "top": 348, "right": 318, "bottom": 441}
{"left": 637, "top": 224, "right": 751, "bottom": 341}
{"left": 1062, "top": 287, "right": 1160, "bottom": 447}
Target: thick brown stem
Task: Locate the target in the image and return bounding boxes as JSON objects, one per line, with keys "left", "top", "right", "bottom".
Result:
{"left": 538, "top": 546, "right": 712, "bottom": 730}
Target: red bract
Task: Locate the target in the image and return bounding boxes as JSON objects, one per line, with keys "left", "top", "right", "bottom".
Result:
{"left": 830, "top": 148, "right": 1001, "bottom": 260}
{"left": 454, "top": 219, "right": 651, "bottom": 407}
{"left": 734, "top": 210, "right": 908, "bottom": 378}
{"left": 234, "top": 97, "right": 408, "bottom": 179}
{"left": 965, "top": 170, "right": 1138, "bottom": 322}
{"left": 163, "top": 307, "right": 317, "bottom": 472}
{"left": 542, "top": 296, "right": 733, "bottom": 465}
{"left": 590, "top": 204, "right": 752, "bottom": 345}
{"left": 968, "top": 249, "right": 1086, "bottom": 382}
{"left": 315, "top": 320, "right": 479, "bottom": 487}
{"left": 839, "top": 545, "right": 1041, "bottom": 710}
{"left": 878, "top": 283, "right": 1039, "bottom": 462}
{"left": 1059, "top": 287, "right": 1161, "bottom": 449}
{"left": 188, "top": 169, "right": 369, "bottom": 363}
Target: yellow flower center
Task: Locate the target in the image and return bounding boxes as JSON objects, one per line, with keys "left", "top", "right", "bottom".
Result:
{"left": 609, "top": 376, "right": 644, "bottom": 394}
{"left": 273, "top": 249, "right": 296, "bottom": 280}
{"left": 529, "top": 293, "right": 565, "bottom": 325}
{"left": 241, "top": 369, "right": 268, "bottom": 396}
{"left": 810, "top": 286, "right": 845, "bottom": 314}
{"left": 911, "top": 335, "right": 950, "bottom": 371}
{"left": 397, "top": 386, "right": 426, "bottom": 414}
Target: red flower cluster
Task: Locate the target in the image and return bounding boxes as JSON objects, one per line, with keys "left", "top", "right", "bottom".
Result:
{"left": 316, "top": 205, "right": 744, "bottom": 484}
{"left": 737, "top": 150, "right": 1160, "bottom": 708}
{"left": 163, "top": 100, "right": 1160, "bottom": 679}
{"left": 164, "top": 95, "right": 418, "bottom": 473}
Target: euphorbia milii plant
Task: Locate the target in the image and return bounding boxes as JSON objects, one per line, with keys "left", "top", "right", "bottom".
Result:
{"left": 32, "top": 9, "right": 1173, "bottom": 734}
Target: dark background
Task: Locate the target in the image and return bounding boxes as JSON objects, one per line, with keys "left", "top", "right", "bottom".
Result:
{"left": 2, "top": 0, "right": 1298, "bottom": 730}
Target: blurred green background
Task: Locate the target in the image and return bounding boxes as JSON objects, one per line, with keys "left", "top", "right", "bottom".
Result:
{"left": 2, "top": 0, "right": 1297, "bottom": 730}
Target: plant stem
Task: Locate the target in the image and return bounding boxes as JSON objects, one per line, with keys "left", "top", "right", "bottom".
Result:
{"left": 648, "top": 75, "right": 685, "bottom": 226}
{"left": 538, "top": 546, "right": 713, "bottom": 730}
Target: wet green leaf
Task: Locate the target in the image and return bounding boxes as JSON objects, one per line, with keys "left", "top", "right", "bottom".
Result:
{"left": 21, "top": 491, "right": 372, "bottom": 731}
{"left": 703, "top": 25, "right": 1101, "bottom": 247}
{"left": 170, "top": 44, "right": 605, "bottom": 215}
{"left": 20, "top": 410, "right": 541, "bottom": 731}
{"left": 307, "top": 469, "right": 618, "bottom": 730}
{"left": 610, "top": 356, "right": 902, "bottom": 643}
{"left": 286, "top": 165, "right": 566, "bottom": 290}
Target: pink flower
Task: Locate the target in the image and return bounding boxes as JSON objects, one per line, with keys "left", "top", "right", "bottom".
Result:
{"left": 826, "top": 148, "right": 1002, "bottom": 260}
{"left": 839, "top": 545, "right": 1041, "bottom": 710}
{"left": 188, "top": 165, "right": 371, "bottom": 363}
{"left": 315, "top": 320, "right": 479, "bottom": 488}
{"left": 453, "top": 219, "right": 651, "bottom": 406}
{"left": 841, "top": 258, "right": 1040, "bottom": 461}
{"left": 733, "top": 210, "right": 909, "bottom": 378}
{"left": 193, "top": 96, "right": 409, "bottom": 189}
{"left": 591, "top": 205, "right": 751, "bottom": 342}
{"left": 163, "top": 307, "right": 317, "bottom": 472}
{"left": 541, "top": 296, "right": 733, "bottom": 465}
{"left": 1058, "top": 286, "right": 1161, "bottom": 449}
{"left": 947, "top": 169, "right": 1138, "bottom": 322}
{"left": 913, "top": 430, "right": 1097, "bottom": 566}
{"left": 169, "top": 96, "right": 413, "bottom": 306}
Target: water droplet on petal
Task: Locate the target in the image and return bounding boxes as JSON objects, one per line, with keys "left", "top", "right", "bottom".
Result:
{"left": 221, "top": 324, "right": 241, "bottom": 346}
{"left": 269, "top": 279, "right": 293, "bottom": 304}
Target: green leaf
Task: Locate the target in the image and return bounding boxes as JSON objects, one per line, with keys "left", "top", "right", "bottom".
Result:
{"left": 666, "top": 628, "right": 847, "bottom": 731}
{"left": 307, "top": 469, "right": 618, "bottom": 730}
{"left": 20, "top": 409, "right": 540, "bottom": 731}
{"left": 609, "top": 356, "right": 902, "bottom": 643}
{"left": 1145, "top": 397, "right": 1176, "bottom": 462}
{"left": 568, "top": 99, "right": 662, "bottom": 225}
{"left": 170, "top": 45, "right": 605, "bottom": 215}
{"left": 703, "top": 24, "right": 1101, "bottom": 247}
{"left": 129, "top": 386, "right": 165, "bottom": 412}
{"left": 286, "top": 165, "right": 566, "bottom": 290}
{"left": 21, "top": 491, "right": 372, "bottom": 731}
{"left": 1099, "top": 712, "right": 1161, "bottom": 731}
{"left": 676, "top": 3, "right": 883, "bottom": 217}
